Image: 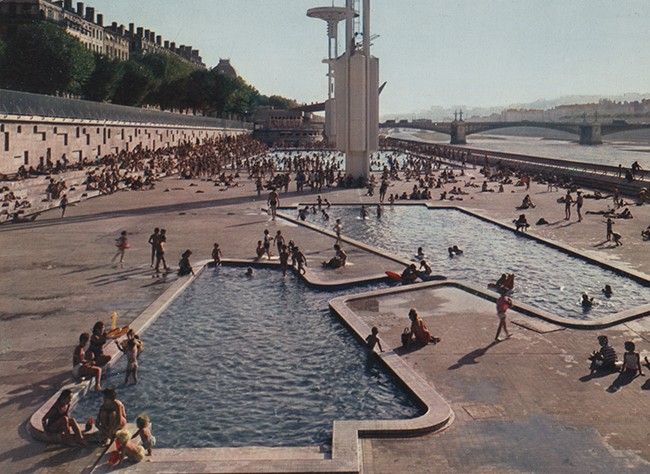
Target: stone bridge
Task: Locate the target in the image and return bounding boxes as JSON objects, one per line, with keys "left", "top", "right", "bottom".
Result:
{"left": 380, "top": 119, "right": 650, "bottom": 145}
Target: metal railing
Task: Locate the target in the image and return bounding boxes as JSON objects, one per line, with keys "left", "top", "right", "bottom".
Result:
{"left": 0, "top": 89, "right": 252, "bottom": 129}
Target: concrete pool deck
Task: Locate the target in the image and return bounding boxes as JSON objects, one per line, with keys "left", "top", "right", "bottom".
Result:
{"left": 1, "top": 163, "right": 650, "bottom": 473}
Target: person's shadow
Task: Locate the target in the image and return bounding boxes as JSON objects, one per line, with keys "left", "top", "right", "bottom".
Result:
{"left": 448, "top": 341, "right": 499, "bottom": 370}
{"left": 579, "top": 366, "right": 619, "bottom": 382}
{"left": 606, "top": 371, "right": 642, "bottom": 392}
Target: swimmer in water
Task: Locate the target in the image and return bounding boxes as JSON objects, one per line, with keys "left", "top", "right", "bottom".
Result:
{"left": 360, "top": 205, "right": 368, "bottom": 219}
{"left": 415, "top": 247, "right": 426, "bottom": 260}
{"left": 602, "top": 284, "right": 613, "bottom": 298}
{"left": 245, "top": 267, "right": 254, "bottom": 277}
{"left": 581, "top": 292, "right": 594, "bottom": 308}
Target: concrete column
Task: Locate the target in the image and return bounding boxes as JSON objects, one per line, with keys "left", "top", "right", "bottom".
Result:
{"left": 579, "top": 124, "right": 602, "bottom": 145}
{"left": 450, "top": 122, "right": 467, "bottom": 145}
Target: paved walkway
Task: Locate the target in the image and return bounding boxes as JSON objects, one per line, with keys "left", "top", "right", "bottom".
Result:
{"left": 0, "top": 163, "right": 649, "bottom": 473}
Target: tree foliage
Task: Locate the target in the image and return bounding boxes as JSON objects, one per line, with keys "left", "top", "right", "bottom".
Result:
{"left": 1, "top": 22, "right": 94, "bottom": 95}
{"left": 0, "top": 22, "right": 298, "bottom": 116}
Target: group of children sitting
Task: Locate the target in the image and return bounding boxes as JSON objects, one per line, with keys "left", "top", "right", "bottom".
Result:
{"left": 589, "top": 335, "right": 646, "bottom": 377}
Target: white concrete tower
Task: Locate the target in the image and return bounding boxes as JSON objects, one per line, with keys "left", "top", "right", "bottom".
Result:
{"left": 306, "top": 6, "right": 349, "bottom": 143}
{"left": 333, "top": 0, "right": 379, "bottom": 181}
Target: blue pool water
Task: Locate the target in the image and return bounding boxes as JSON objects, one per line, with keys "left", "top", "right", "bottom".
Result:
{"left": 73, "top": 268, "right": 423, "bottom": 449}
{"left": 307, "top": 206, "right": 649, "bottom": 320}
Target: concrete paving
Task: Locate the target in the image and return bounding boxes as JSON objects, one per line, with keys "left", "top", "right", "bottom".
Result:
{"left": 0, "top": 161, "right": 649, "bottom": 473}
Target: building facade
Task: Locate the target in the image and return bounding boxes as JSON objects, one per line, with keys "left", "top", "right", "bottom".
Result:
{"left": 0, "top": 0, "right": 203, "bottom": 66}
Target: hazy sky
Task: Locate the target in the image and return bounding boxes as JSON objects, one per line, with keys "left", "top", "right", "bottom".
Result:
{"left": 90, "top": 0, "right": 650, "bottom": 116}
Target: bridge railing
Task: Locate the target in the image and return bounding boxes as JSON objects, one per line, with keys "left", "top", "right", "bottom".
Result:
{"left": 452, "top": 145, "right": 647, "bottom": 182}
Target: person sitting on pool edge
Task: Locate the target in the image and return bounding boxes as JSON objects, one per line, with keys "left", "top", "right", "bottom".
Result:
{"left": 401, "top": 264, "right": 418, "bottom": 284}
{"left": 406, "top": 308, "right": 441, "bottom": 346}
{"left": 41, "top": 389, "right": 84, "bottom": 445}
{"left": 589, "top": 335, "right": 618, "bottom": 373}
{"left": 97, "top": 388, "right": 127, "bottom": 445}
{"left": 322, "top": 244, "right": 347, "bottom": 269}
{"left": 513, "top": 214, "right": 530, "bottom": 232}
{"left": 178, "top": 249, "right": 194, "bottom": 276}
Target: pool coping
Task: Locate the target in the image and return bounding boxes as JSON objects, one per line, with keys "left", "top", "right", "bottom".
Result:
{"left": 29, "top": 260, "right": 454, "bottom": 474}
{"left": 276, "top": 203, "right": 650, "bottom": 329}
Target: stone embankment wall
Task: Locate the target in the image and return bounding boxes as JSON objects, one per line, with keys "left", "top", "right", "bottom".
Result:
{"left": 0, "top": 89, "right": 252, "bottom": 174}
{"left": 0, "top": 118, "right": 249, "bottom": 174}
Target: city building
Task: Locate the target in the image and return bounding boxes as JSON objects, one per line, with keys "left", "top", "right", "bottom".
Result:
{"left": 252, "top": 106, "right": 324, "bottom": 147}
{"left": 0, "top": 0, "right": 203, "bottom": 66}
{"left": 213, "top": 59, "right": 238, "bottom": 78}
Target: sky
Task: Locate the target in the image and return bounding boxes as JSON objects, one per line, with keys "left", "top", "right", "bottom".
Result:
{"left": 89, "top": 0, "right": 650, "bottom": 116}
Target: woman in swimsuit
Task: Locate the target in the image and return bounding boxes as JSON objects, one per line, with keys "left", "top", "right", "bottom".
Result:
{"left": 41, "top": 389, "right": 84, "bottom": 445}
{"left": 73, "top": 333, "right": 103, "bottom": 391}
{"left": 407, "top": 308, "right": 441, "bottom": 345}
{"left": 88, "top": 321, "right": 111, "bottom": 366}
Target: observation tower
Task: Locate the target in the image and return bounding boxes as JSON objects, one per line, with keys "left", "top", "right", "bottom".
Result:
{"left": 308, "top": 1, "right": 379, "bottom": 181}
{"left": 307, "top": 6, "right": 349, "bottom": 142}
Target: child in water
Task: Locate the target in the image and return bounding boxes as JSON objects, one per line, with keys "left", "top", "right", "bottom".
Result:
{"left": 132, "top": 415, "right": 156, "bottom": 457}
{"left": 115, "top": 329, "right": 142, "bottom": 384}
{"left": 212, "top": 243, "right": 222, "bottom": 266}
{"left": 366, "top": 327, "right": 384, "bottom": 353}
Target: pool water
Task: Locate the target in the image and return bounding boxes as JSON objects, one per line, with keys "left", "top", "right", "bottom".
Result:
{"left": 307, "top": 206, "right": 649, "bottom": 320}
{"left": 73, "top": 268, "right": 423, "bottom": 449}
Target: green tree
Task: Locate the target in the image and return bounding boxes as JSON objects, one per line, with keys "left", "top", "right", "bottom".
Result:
{"left": 2, "top": 23, "right": 94, "bottom": 95}
{"left": 83, "top": 55, "right": 121, "bottom": 102}
{"left": 112, "top": 60, "right": 154, "bottom": 106}
{"left": 266, "top": 95, "right": 299, "bottom": 110}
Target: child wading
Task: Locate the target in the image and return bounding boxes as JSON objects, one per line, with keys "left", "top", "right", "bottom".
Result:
{"left": 115, "top": 329, "right": 143, "bottom": 384}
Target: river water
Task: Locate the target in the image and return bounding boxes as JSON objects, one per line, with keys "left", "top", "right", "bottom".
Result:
{"left": 392, "top": 131, "right": 650, "bottom": 168}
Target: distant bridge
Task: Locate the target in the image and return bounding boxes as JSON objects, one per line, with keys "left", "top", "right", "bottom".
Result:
{"left": 380, "top": 119, "right": 650, "bottom": 145}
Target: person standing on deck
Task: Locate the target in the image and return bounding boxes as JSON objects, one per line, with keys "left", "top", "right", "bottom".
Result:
{"left": 564, "top": 191, "right": 573, "bottom": 220}
{"left": 495, "top": 293, "right": 513, "bottom": 341}
{"left": 148, "top": 228, "right": 160, "bottom": 267}
{"left": 574, "top": 191, "right": 584, "bottom": 222}
{"left": 267, "top": 188, "right": 280, "bottom": 221}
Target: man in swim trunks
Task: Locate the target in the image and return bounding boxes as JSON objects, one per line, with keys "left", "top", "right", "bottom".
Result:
{"left": 267, "top": 188, "right": 280, "bottom": 221}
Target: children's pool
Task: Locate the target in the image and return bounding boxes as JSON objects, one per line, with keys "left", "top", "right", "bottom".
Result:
{"left": 308, "top": 206, "right": 649, "bottom": 320}
{"left": 73, "top": 267, "right": 423, "bottom": 449}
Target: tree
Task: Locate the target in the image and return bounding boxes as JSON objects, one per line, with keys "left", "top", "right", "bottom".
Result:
{"left": 267, "top": 95, "right": 299, "bottom": 110}
{"left": 1, "top": 23, "right": 94, "bottom": 95}
{"left": 83, "top": 55, "right": 121, "bottom": 102}
{"left": 111, "top": 60, "right": 155, "bottom": 106}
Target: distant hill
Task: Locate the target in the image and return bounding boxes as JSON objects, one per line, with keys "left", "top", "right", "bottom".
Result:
{"left": 383, "top": 93, "right": 650, "bottom": 122}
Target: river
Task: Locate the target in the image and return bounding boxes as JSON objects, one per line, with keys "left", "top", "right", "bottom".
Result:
{"left": 391, "top": 130, "right": 650, "bottom": 169}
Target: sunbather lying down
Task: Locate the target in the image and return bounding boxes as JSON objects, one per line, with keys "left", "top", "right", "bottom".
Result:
{"left": 586, "top": 208, "right": 633, "bottom": 219}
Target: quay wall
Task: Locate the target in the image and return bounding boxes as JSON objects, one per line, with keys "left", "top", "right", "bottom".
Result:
{"left": 0, "top": 89, "right": 252, "bottom": 174}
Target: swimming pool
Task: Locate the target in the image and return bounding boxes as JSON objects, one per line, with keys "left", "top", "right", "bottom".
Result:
{"left": 72, "top": 267, "right": 423, "bottom": 449}
{"left": 306, "top": 206, "right": 649, "bottom": 320}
